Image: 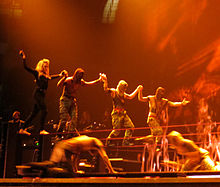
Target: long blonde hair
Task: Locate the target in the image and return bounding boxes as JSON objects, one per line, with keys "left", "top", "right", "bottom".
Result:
{"left": 35, "top": 59, "right": 50, "bottom": 78}
{"left": 116, "top": 80, "right": 128, "bottom": 96}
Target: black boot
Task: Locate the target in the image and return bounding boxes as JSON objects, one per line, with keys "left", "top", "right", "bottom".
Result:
{"left": 122, "top": 138, "right": 134, "bottom": 146}
{"left": 105, "top": 137, "right": 116, "bottom": 146}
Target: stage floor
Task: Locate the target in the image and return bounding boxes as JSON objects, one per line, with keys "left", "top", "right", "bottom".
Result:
{"left": 2, "top": 172, "right": 220, "bottom": 186}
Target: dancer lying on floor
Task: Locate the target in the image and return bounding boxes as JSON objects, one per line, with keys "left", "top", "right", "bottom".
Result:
{"left": 26, "top": 135, "right": 117, "bottom": 176}
{"left": 49, "top": 135, "right": 117, "bottom": 174}
{"left": 166, "top": 131, "right": 220, "bottom": 171}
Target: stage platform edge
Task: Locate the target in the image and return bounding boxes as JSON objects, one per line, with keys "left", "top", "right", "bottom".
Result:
{"left": 2, "top": 171, "right": 220, "bottom": 186}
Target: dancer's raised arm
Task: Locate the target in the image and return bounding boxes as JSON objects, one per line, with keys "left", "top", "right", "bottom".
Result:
{"left": 19, "top": 50, "right": 37, "bottom": 75}
{"left": 138, "top": 85, "right": 149, "bottom": 102}
{"left": 168, "top": 98, "right": 190, "bottom": 107}
{"left": 101, "top": 73, "right": 115, "bottom": 97}
{"left": 50, "top": 70, "right": 67, "bottom": 80}
{"left": 125, "top": 85, "right": 142, "bottom": 100}
{"left": 82, "top": 73, "right": 102, "bottom": 85}
{"left": 57, "top": 70, "right": 68, "bottom": 87}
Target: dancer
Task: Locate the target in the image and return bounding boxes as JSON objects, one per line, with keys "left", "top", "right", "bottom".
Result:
{"left": 166, "top": 131, "right": 220, "bottom": 171}
{"left": 19, "top": 50, "right": 66, "bottom": 134}
{"left": 56, "top": 68, "right": 102, "bottom": 138}
{"left": 101, "top": 74, "right": 142, "bottom": 146}
{"left": 50, "top": 135, "right": 117, "bottom": 173}
{"left": 137, "top": 86, "right": 189, "bottom": 144}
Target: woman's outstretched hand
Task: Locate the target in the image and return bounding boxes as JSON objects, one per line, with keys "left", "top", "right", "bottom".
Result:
{"left": 100, "top": 73, "right": 107, "bottom": 82}
{"left": 19, "top": 50, "right": 26, "bottom": 59}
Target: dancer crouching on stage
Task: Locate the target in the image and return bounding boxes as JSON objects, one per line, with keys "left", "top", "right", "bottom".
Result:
{"left": 50, "top": 135, "right": 117, "bottom": 174}
{"left": 101, "top": 74, "right": 142, "bottom": 146}
{"left": 19, "top": 50, "right": 66, "bottom": 135}
{"left": 167, "top": 131, "right": 220, "bottom": 171}
{"left": 137, "top": 86, "right": 190, "bottom": 145}
{"left": 56, "top": 68, "right": 102, "bottom": 139}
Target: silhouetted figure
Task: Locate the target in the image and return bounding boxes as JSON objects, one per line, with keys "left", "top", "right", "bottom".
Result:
{"left": 167, "top": 131, "right": 220, "bottom": 171}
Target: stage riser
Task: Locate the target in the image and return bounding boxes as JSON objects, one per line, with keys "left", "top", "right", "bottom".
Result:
{"left": 1, "top": 181, "right": 220, "bottom": 187}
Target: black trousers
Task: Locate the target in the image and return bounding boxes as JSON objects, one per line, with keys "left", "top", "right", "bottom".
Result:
{"left": 24, "top": 90, "right": 48, "bottom": 133}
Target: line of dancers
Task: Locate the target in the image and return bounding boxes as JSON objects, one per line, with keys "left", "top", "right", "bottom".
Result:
{"left": 18, "top": 50, "right": 189, "bottom": 146}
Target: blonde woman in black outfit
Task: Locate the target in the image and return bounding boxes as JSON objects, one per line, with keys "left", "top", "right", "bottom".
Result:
{"left": 19, "top": 50, "right": 66, "bottom": 135}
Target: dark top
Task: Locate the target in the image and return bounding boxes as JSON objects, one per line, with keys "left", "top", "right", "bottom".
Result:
{"left": 112, "top": 92, "right": 125, "bottom": 110}
{"left": 61, "top": 77, "right": 85, "bottom": 99}
{"left": 23, "top": 59, "right": 60, "bottom": 92}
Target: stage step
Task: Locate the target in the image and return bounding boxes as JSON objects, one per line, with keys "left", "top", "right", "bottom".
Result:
{"left": 109, "top": 158, "right": 141, "bottom": 172}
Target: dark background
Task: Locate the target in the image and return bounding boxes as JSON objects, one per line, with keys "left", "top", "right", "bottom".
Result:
{"left": 0, "top": 0, "right": 220, "bottom": 130}
{"left": 1, "top": 0, "right": 220, "bottom": 178}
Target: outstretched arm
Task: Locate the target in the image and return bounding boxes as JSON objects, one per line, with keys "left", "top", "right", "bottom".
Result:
{"left": 82, "top": 73, "right": 102, "bottom": 85}
{"left": 138, "top": 85, "right": 149, "bottom": 102}
{"left": 51, "top": 70, "right": 68, "bottom": 80}
{"left": 125, "top": 85, "right": 142, "bottom": 100}
{"left": 168, "top": 98, "right": 190, "bottom": 107}
{"left": 19, "top": 50, "right": 37, "bottom": 75}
